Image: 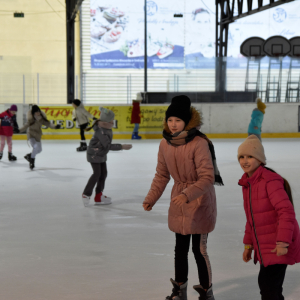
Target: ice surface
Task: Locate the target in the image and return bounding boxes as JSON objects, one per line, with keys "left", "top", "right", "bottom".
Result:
{"left": 0, "top": 139, "right": 300, "bottom": 300}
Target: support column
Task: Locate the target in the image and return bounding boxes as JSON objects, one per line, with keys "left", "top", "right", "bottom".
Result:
{"left": 66, "top": 0, "right": 75, "bottom": 104}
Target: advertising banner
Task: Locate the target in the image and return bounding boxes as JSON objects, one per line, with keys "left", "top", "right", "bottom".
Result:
{"left": 40, "top": 105, "right": 168, "bottom": 134}
{"left": 90, "top": 0, "right": 184, "bottom": 69}
{"left": 89, "top": 0, "right": 300, "bottom": 69}
{"left": 185, "top": 0, "right": 216, "bottom": 69}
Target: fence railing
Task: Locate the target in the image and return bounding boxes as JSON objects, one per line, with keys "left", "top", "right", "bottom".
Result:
{"left": 0, "top": 73, "right": 80, "bottom": 104}
{"left": 1, "top": 58, "right": 300, "bottom": 104}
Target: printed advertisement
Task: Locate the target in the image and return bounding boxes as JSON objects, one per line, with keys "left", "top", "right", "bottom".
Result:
{"left": 90, "top": 0, "right": 184, "bottom": 69}
{"left": 89, "top": 0, "right": 300, "bottom": 69}
{"left": 40, "top": 105, "right": 168, "bottom": 134}
{"left": 227, "top": 1, "right": 300, "bottom": 69}
{"left": 185, "top": 0, "right": 216, "bottom": 69}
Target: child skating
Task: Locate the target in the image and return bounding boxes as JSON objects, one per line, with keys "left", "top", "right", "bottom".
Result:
{"left": 19, "top": 105, "right": 60, "bottom": 170}
{"left": 143, "top": 95, "right": 223, "bottom": 300}
{"left": 72, "top": 99, "right": 97, "bottom": 152}
{"left": 248, "top": 98, "right": 266, "bottom": 141}
{"left": 82, "top": 107, "right": 132, "bottom": 206}
{"left": 0, "top": 105, "right": 19, "bottom": 161}
{"left": 238, "top": 135, "right": 300, "bottom": 300}
{"left": 131, "top": 98, "right": 142, "bottom": 140}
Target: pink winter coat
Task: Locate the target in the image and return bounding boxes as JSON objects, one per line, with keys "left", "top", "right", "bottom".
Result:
{"left": 144, "top": 108, "right": 217, "bottom": 235}
{"left": 239, "top": 166, "right": 300, "bottom": 267}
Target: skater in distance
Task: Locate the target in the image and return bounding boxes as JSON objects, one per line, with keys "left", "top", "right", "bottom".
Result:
{"left": 238, "top": 135, "right": 300, "bottom": 300}
{"left": 71, "top": 99, "right": 97, "bottom": 152}
{"left": 248, "top": 98, "right": 266, "bottom": 141}
{"left": 131, "top": 94, "right": 143, "bottom": 140}
{"left": 0, "top": 104, "right": 19, "bottom": 162}
{"left": 19, "top": 105, "right": 60, "bottom": 170}
{"left": 143, "top": 95, "right": 223, "bottom": 300}
{"left": 82, "top": 107, "right": 132, "bottom": 206}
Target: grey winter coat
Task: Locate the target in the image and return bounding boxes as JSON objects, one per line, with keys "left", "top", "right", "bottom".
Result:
{"left": 72, "top": 104, "right": 94, "bottom": 125}
{"left": 19, "top": 110, "right": 56, "bottom": 142}
{"left": 87, "top": 123, "right": 122, "bottom": 163}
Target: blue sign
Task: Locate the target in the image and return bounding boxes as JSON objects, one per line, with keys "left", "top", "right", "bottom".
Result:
{"left": 273, "top": 8, "right": 287, "bottom": 23}
{"left": 147, "top": 1, "right": 158, "bottom": 16}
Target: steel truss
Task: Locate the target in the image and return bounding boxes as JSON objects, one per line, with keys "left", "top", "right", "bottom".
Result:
{"left": 215, "top": 0, "right": 295, "bottom": 92}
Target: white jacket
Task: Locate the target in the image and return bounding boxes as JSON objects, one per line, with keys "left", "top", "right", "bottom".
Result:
{"left": 72, "top": 104, "right": 94, "bottom": 125}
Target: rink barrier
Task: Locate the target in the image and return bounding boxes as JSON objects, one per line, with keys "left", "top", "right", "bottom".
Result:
{"left": 12, "top": 132, "right": 300, "bottom": 140}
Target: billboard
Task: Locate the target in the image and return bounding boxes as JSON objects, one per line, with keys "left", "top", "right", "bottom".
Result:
{"left": 90, "top": 0, "right": 184, "bottom": 69}
{"left": 89, "top": 0, "right": 300, "bottom": 69}
{"left": 40, "top": 105, "right": 168, "bottom": 134}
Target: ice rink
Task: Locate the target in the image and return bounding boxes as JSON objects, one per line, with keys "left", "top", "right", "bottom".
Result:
{"left": 1, "top": 138, "right": 300, "bottom": 300}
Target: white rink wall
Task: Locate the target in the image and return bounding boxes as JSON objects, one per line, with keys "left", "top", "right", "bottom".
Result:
{"left": 1, "top": 102, "right": 299, "bottom": 134}
{"left": 194, "top": 103, "right": 300, "bottom": 134}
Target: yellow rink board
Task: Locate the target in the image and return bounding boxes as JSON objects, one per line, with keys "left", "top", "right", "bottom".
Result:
{"left": 12, "top": 132, "right": 300, "bottom": 140}
{"left": 12, "top": 105, "right": 300, "bottom": 140}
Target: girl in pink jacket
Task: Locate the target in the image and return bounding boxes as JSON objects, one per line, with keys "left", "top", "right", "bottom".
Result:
{"left": 143, "top": 95, "right": 223, "bottom": 300}
{"left": 238, "top": 135, "right": 300, "bottom": 300}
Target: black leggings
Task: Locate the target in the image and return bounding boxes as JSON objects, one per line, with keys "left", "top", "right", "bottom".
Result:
{"left": 80, "top": 123, "right": 88, "bottom": 141}
{"left": 83, "top": 163, "right": 107, "bottom": 197}
{"left": 258, "top": 264, "right": 287, "bottom": 300}
{"left": 175, "top": 233, "right": 212, "bottom": 289}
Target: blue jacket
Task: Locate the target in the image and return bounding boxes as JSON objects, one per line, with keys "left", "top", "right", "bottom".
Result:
{"left": 248, "top": 108, "right": 264, "bottom": 135}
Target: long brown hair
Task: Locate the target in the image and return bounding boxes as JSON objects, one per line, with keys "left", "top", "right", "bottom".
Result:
{"left": 264, "top": 166, "right": 294, "bottom": 206}
{"left": 85, "top": 120, "right": 98, "bottom": 132}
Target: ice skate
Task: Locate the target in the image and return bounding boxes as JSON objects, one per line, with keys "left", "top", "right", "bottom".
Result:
{"left": 94, "top": 192, "right": 112, "bottom": 205}
{"left": 82, "top": 194, "right": 90, "bottom": 207}
{"left": 131, "top": 132, "right": 142, "bottom": 140}
{"left": 193, "top": 284, "right": 215, "bottom": 300}
{"left": 24, "top": 153, "right": 31, "bottom": 162}
{"left": 0, "top": 152, "right": 2, "bottom": 160}
{"left": 76, "top": 142, "right": 87, "bottom": 152}
{"left": 165, "top": 279, "right": 188, "bottom": 300}
{"left": 30, "top": 158, "right": 35, "bottom": 170}
{"left": 8, "top": 152, "right": 17, "bottom": 161}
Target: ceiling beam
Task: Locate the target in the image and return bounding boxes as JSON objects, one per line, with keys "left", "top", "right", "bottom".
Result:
{"left": 219, "top": 0, "right": 295, "bottom": 25}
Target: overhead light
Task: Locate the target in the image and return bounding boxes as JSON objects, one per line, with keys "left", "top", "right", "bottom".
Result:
{"left": 14, "top": 12, "right": 24, "bottom": 18}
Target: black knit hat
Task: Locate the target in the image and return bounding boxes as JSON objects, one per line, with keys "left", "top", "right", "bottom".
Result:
{"left": 165, "top": 95, "right": 191, "bottom": 125}
{"left": 72, "top": 99, "right": 81, "bottom": 107}
{"left": 31, "top": 105, "right": 41, "bottom": 115}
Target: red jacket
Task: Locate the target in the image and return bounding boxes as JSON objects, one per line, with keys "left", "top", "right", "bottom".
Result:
{"left": 239, "top": 166, "right": 300, "bottom": 267}
{"left": 131, "top": 102, "right": 141, "bottom": 124}
{"left": 0, "top": 110, "right": 18, "bottom": 137}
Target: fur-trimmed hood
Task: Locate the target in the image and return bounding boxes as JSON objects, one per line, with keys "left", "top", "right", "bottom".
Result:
{"left": 27, "top": 109, "right": 47, "bottom": 122}
{"left": 163, "top": 106, "right": 202, "bottom": 133}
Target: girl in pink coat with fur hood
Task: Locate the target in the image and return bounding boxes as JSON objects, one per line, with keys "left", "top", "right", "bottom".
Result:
{"left": 238, "top": 135, "right": 300, "bottom": 300}
{"left": 143, "top": 95, "right": 223, "bottom": 300}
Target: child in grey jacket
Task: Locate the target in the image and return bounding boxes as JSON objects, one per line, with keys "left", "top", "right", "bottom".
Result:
{"left": 82, "top": 107, "right": 132, "bottom": 206}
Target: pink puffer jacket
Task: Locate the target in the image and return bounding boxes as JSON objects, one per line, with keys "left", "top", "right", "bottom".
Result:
{"left": 239, "top": 166, "right": 300, "bottom": 267}
{"left": 144, "top": 108, "right": 217, "bottom": 235}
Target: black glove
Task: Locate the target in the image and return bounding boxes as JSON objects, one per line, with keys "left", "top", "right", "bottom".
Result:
{"left": 73, "top": 118, "right": 76, "bottom": 121}
{"left": 93, "top": 117, "right": 97, "bottom": 121}
{"left": 14, "top": 128, "right": 20, "bottom": 134}
{"left": 55, "top": 125, "right": 61, "bottom": 129}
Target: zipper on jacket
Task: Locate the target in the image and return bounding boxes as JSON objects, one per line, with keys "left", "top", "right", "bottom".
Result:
{"left": 248, "top": 183, "right": 264, "bottom": 266}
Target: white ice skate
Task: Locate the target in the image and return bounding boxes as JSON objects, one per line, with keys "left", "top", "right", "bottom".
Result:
{"left": 82, "top": 194, "right": 90, "bottom": 207}
{"left": 95, "top": 194, "right": 112, "bottom": 205}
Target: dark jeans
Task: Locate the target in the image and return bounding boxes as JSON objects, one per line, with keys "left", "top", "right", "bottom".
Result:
{"left": 175, "top": 233, "right": 212, "bottom": 289}
{"left": 258, "top": 264, "right": 287, "bottom": 300}
{"left": 83, "top": 163, "right": 107, "bottom": 197}
{"left": 80, "top": 123, "right": 88, "bottom": 141}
